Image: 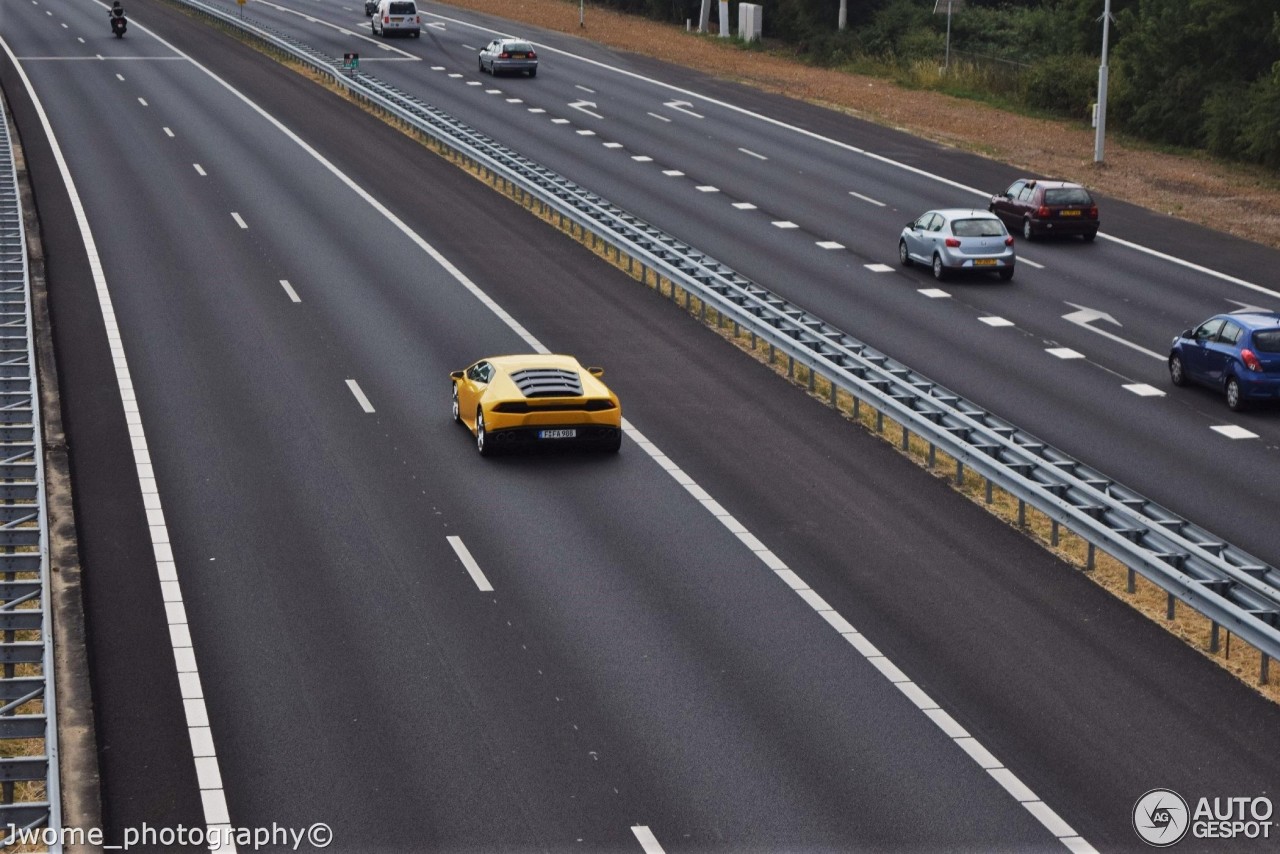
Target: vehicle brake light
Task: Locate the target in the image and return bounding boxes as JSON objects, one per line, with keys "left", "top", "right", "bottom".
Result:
{"left": 944, "top": 238, "right": 961, "bottom": 247}
{"left": 1241, "top": 348, "right": 1263, "bottom": 372}
{"left": 499, "top": 51, "right": 510, "bottom": 59}
{"left": 1088, "top": 205, "right": 1098, "bottom": 218}
{"left": 415, "top": 15, "right": 421, "bottom": 22}
{"left": 1037, "top": 205, "right": 1050, "bottom": 218}
{"left": 527, "top": 51, "right": 537, "bottom": 59}
{"left": 1005, "top": 236, "right": 1015, "bottom": 246}
{"left": 382, "top": 15, "right": 389, "bottom": 22}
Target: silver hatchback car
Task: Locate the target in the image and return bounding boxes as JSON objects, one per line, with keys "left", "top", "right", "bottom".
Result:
{"left": 899, "top": 209, "right": 1016, "bottom": 281}
{"left": 478, "top": 38, "right": 538, "bottom": 77}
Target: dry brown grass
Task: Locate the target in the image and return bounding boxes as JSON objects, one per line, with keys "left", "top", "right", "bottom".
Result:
{"left": 437, "top": 0, "right": 1280, "bottom": 249}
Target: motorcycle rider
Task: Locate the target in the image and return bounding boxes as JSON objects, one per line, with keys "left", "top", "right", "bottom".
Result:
{"left": 109, "top": 1, "right": 127, "bottom": 35}
{"left": 109, "top": 1, "right": 125, "bottom": 17}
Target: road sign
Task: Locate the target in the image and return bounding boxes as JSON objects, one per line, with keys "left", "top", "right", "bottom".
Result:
{"left": 343, "top": 53, "right": 360, "bottom": 73}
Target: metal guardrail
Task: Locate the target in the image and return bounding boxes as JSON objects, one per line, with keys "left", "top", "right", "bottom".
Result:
{"left": 177, "top": 0, "right": 1280, "bottom": 673}
{"left": 0, "top": 92, "right": 60, "bottom": 846}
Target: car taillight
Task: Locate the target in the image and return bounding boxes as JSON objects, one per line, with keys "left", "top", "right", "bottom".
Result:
{"left": 527, "top": 51, "right": 537, "bottom": 59}
{"left": 1005, "top": 236, "right": 1014, "bottom": 246}
{"left": 1241, "top": 348, "right": 1264, "bottom": 372}
{"left": 499, "top": 51, "right": 510, "bottom": 59}
{"left": 1088, "top": 205, "right": 1098, "bottom": 218}
{"left": 1037, "top": 205, "right": 1050, "bottom": 218}
{"left": 415, "top": 15, "right": 420, "bottom": 22}
{"left": 382, "top": 15, "right": 389, "bottom": 22}
{"left": 944, "top": 237, "right": 961, "bottom": 247}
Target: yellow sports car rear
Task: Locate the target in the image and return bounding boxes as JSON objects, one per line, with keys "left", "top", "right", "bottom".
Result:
{"left": 450, "top": 355, "right": 622, "bottom": 456}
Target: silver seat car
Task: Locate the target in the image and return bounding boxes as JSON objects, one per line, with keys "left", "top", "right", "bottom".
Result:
{"left": 899, "top": 209, "right": 1016, "bottom": 281}
{"left": 479, "top": 38, "right": 538, "bottom": 77}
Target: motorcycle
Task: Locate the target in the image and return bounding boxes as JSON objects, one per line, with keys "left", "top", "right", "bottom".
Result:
{"left": 110, "top": 13, "right": 127, "bottom": 38}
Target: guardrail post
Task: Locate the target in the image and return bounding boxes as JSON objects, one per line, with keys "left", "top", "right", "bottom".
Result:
{"left": 1127, "top": 567, "right": 1136, "bottom": 593}
{"left": 875, "top": 409, "right": 883, "bottom": 433}
{"left": 1051, "top": 519, "right": 1058, "bottom": 546}
{"left": 1166, "top": 592, "right": 1175, "bottom": 620}
{"left": 901, "top": 424, "right": 909, "bottom": 451}
{"left": 1209, "top": 620, "right": 1220, "bottom": 653}
{"left": 1086, "top": 542, "right": 1095, "bottom": 570}
{"left": 955, "top": 459, "right": 964, "bottom": 486}
{"left": 1017, "top": 499, "right": 1026, "bottom": 528}
{"left": 985, "top": 477, "right": 993, "bottom": 504}
{"left": 1262, "top": 654, "right": 1270, "bottom": 685}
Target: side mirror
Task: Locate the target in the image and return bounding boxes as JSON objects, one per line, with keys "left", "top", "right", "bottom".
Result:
{"left": 450, "top": 371, "right": 464, "bottom": 380}
{"left": 1180, "top": 329, "right": 1193, "bottom": 340}
{"left": 587, "top": 366, "right": 604, "bottom": 377}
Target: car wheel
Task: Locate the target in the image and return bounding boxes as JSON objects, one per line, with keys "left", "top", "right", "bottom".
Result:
{"left": 1083, "top": 229, "right": 1098, "bottom": 242}
{"left": 479, "top": 58, "right": 485, "bottom": 72}
{"left": 412, "top": 30, "right": 420, "bottom": 38}
{"left": 932, "top": 254, "right": 948, "bottom": 281}
{"left": 998, "top": 267, "right": 1014, "bottom": 282}
{"left": 528, "top": 68, "right": 537, "bottom": 78}
{"left": 1226, "top": 376, "right": 1245, "bottom": 411}
{"left": 1022, "top": 218, "right": 1035, "bottom": 241}
{"left": 898, "top": 240, "right": 912, "bottom": 267}
{"left": 476, "top": 411, "right": 492, "bottom": 456}
{"left": 451, "top": 384, "right": 461, "bottom": 422}
{"left": 604, "top": 431, "right": 622, "bottom": 453}
{"left": 1168, "top": 355, "right": 1188, "bottom": 387}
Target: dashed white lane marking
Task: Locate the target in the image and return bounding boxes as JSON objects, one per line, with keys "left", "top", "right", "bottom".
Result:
{"left": 576, "top": 129, "right": 596, "bottom": 136}
{"left": 918, "top": 288, "right": 950, "bottom": 299}
{"left": 865, "top": 263, "right": 894, "bottom": 273}
{"left": 430, "top": 65, "right": 445, "bottom": 70}
{"left": 484, "top": 88, "right": 501, "bottom": 94}
{"left": 60, "top": 22, "right": 67, "bottom": 28}
{"left": 193, "top": 164, "right": 206, "bottom": 176}
{"left": 163, "top": 127, "right": 174, "bottom": 137}
{"left": 816, "top": 240, "right": 844, "bottom": 250}
{"left": 647, "top": 111, "right": 671, "bottom": 122}
{"left": 738, "top": 147, "right": 767, "bottom": 160}
{"left": 460, "top": 44, "right": 476, "bottom": 51}
{"left": 1020, "top": 257, "right": 1045, "bottom": 269}
{"left": 137, "top": 97, "right": 148, "bottom": 106}
{"left": 527, "top": 107, "right": 545, "bottom": 113}
{"left": 446, "top": 536, "right": 494, "bottom": 592}
{"left": 631, "top": 155, "right": 652, "bottom": 162}
{"left": 115, "top": 73, "right": 124, "bottom": 80}
{"left": 732, "top": 202, "right": 757, "bottom": 210}
{"left": 230, "top": 212, "right": 247, "bottom": 229}
{"left": 345, "top": 379, "right": 376, "bottom": 413}
{"left": 505, "top": 98, "right": 522, "bottom": 103}
{"left": 77, "top": 37, "right": 85, "bottom": 44}
{"left": 279, "top": 280, "right": 301, "bottom": 303}
{"left": 1, "top": 32, "right": 240, "bottom": 851}
{"left": 447, "top": 72, "right": 462, "bottom": 78}
{"left": 662, "top": 169, "right": 683, "bottom": 176}
{"left": 1046, "top": 347, "right": 1085, "bottom": 360}
{"left": 696, "top": 186, "right": 719, "bottom": 193}
{"left": 575, "top": 84, "right": 595, "bottom": 93}
{"left": 551, "top": 118, "right": 570, "bottom": 124}
{"left": 466, "top": 81, "right": 482, "bottom": 87}
{"left": 1123, "top": 383, "right": 1165, "bottom": 397}
{"left": 631, "top": 826, "right": 665, "bottom": 854}
{"left": 848, "top": 190, "right": 886, "bottom": 207}
{"left": 980, "top": 316, "right": 1014, "bottom": 327}
{"left": 1211, "top": 425, "right": 1259, "bottom": 439}
{"left": 771, "top": 220, "right": 798, "bottom": 229}
{"left": 602, "top": 142, "right": 623, "bottom": 149}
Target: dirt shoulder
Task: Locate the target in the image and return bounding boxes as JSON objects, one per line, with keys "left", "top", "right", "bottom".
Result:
{"left": 438, "top": 0, "right": 1280, "bottom": 249}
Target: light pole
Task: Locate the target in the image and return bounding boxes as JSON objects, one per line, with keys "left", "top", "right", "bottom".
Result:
{"left": 1094, "top": 0, "right": 1113, "bottom": 163}
{"left": 839, "top": 0, "right": 847, "bottom": 31}
{"left": 579, "top": 0, "right": 584, "bottom": 28}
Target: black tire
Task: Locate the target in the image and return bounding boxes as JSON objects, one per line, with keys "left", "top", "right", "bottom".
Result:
{"left": 1083, "top": 229, "right": 1098, "bottom": 242}
{"left": 898, "top": 240, "right": 912, "bottom": 267}
{"left": 932, "top": 254, "right": 948, "bottom": 281}
{"left": 603, "top": 431, "right": 622, "bottom": 453}
{"left": 528, "top": 68, "right": 537, "bottom": 77}
{"left": 476, "top": 411, "right": 492, "bottom": 456}
{"left": 479, "top": 58, "right": 485, "bottom": 73}
{"left": 1022, "top": 218, "right": 1035, "bottom": 241}
{"left": 451, "top": 384, "right": 461, "bottom": 423}
{"left": 1226, "top": 376, "right": 1246, "bottom": 411}
{"left": 1169, "top": 355, "right": 1188, "bottom": 387}
{"left": 998, "top": 267, "right": 1014, "bottom": 281}
{"left": 412, "top": 30, "right": 420, "bottom": 38}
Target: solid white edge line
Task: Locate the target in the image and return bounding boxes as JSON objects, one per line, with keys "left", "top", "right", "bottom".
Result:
{"left": 631, "top": 826, "right": 665, "bottom": 854}
{"left": 425, "top": 9, "right": 1278, "bottom": 302}
{"left": 738, "top": 147, "right": 766, "bottom": 160}
{"left": 0, "top": 29, "right": 239, "bottom": 853}
{"left": 848, "top": 190, "right": 885, "bottom": 207}
{"left": 446, "top": 536, "right": 494, "bottom": 592}
{"left": 345, "top": 379, "right": 376, "bottom": 413}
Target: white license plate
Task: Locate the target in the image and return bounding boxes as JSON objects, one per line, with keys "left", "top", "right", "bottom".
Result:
{"left": 539, "top": 429, "right": 577, "bottom": 439}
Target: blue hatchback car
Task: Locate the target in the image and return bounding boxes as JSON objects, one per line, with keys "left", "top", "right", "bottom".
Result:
{"left": 1169, "top": 311, "right": 1280, "bottom": 410}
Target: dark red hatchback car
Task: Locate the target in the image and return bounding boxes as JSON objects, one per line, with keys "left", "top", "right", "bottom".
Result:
{"left": 989, "top": 179, "right": 1099, "bottom": 241}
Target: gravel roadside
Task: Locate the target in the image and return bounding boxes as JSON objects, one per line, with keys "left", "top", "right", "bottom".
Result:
{"left": 438, "top": 0, "right": 1280, "bottom": 250}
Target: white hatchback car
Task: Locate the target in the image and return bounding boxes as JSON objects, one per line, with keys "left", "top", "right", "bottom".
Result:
{"left": 371, "top": 0, "right": 420, "bottom": 37}
{"left": 899, "top": 209, "right": 1016, "bottom": 281}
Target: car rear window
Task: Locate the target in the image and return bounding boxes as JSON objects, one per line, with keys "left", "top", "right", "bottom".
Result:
{"left": 1253, "top": 330, "right": 1280, "bottom": 352}
{"left": 388, "top": 2, "right": 415, "bottom": 13}
{"left": 1044, "top": 187, "right": 1093, "bottom": 205}
{"left": 505, "top": 42, "right": 534, "bottom": 53}
{"left": 952, "top": 218, "right": 1005, "bottom": 237}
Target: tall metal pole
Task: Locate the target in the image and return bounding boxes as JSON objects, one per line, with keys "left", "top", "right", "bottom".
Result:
{"left": 1094, "top": 0, "right": 1113, "bottom": 163}
{"left": 839, "top": 0, "right": 847, "bottom": 31}
{"left": 580, "top": 0, "right": 584, "bottom": 28}
{"left": 945, "top": 0, "right": 953, "bottom": 73}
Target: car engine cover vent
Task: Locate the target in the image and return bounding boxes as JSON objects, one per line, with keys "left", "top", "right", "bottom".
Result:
{"left": 511, "top": 368, "right": 583, "bottom": 398}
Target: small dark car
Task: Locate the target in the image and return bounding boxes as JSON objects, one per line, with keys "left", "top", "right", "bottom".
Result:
{"left": 990, "top": 179, "right": 1099, "bottom": 241}
{"left": 1169, "top": 311, "right": 1280, "bottom": 410}
{"left": 364, "top": 0, "right": 378, "bottom": 15}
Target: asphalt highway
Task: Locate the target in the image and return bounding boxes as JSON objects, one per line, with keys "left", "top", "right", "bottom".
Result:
{"left": 228, "top": 0, "right": 1280, "bottom": 572}
{"left": 2, "top": 1, "right": 1279, "bottom": 852}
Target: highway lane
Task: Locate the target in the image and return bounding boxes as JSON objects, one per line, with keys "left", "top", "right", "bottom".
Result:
{"left": 223, "top": 0, "right": 1280, "bottom": 571}
{"left": 6, "top": 1, "right": 1280, "bottom": 852}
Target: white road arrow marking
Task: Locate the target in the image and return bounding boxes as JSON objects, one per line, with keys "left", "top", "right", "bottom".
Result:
{"left": 1062, "top": 302, "right": 1164, "bottom": 360}
{"left": 1225, "top": 299, "right": 1274, "bottom": 313}
{"left": 569, "top": 100, "right": 603, "bottom": 119}
{"left": 664, "top": 99, "right": 704, "bottom": 118}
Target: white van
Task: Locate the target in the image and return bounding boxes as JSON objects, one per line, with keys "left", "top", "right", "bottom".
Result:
{"left": 371, "top": 0, "right": 420, "bottom": 38}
